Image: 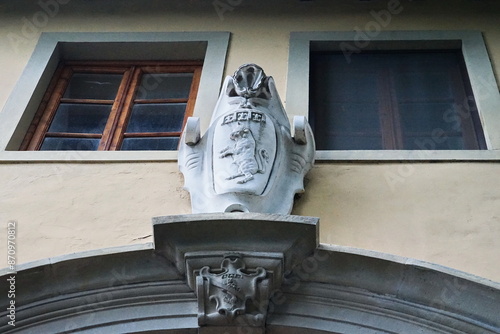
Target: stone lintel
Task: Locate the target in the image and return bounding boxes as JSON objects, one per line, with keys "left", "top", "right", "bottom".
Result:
{"left": 152, "top": 213, "right": 319, "bottom": 275}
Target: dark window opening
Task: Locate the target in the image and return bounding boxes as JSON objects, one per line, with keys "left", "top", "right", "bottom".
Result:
{"left": 309, "top": 50, "right": 486, "bottom": 150}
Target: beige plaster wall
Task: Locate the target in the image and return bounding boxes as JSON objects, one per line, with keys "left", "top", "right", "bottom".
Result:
{"left": 0, "top": 162, "right": 191, "bottom": 265}
{"left": 295, "top": 163, "right": 500, "bottom": 282}
{"left": 1, "top": 0, "right": 500, "bottom": 282}
{"left": 0, "top": 162, "right": 499, "bottom": 282}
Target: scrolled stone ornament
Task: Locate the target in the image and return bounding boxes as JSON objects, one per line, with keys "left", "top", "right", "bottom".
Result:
{"left": 178, "top": 64, "right": 315, "bottom": 214}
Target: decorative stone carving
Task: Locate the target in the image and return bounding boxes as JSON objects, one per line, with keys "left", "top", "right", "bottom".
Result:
{"left": 196, "top": 254, "right": 269, "bottom": 327}
{"left": 179, "top": 64, "right": 315, "bottom": 214}
{"left": 218, "top": 125, "right": 270, "bottom": 184}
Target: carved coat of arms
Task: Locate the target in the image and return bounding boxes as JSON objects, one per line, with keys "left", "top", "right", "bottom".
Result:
{"left": 178, "top": 64, "right": 315, "bottom": 214}
{"left": 196, "top": 254, "right": 268, "bottom": 326}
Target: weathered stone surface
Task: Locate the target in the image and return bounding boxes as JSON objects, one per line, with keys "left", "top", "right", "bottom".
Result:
{"left": 197, "top": 254, "right": 268, "bottom": 327}
{"left": 153, "top": 213, "right": 318, "bottom": 331}
{"left": 152, "top": 213, "right": 318, "bottom": 275}
{"left": 178, "top": 64, "right": 315, "bottom": 214}
{"left": 1, "top": 216, "right": 499, "bottom": 333}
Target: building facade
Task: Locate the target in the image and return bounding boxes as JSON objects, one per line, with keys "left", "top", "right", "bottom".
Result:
{"left": 1, "top": 0, "right": 500, "bottom": 332}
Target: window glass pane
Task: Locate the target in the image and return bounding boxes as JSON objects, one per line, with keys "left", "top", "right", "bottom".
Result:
{"left": 399, "top": 103, "right": 460, "bottom": 133}
{"left": 63, "top": 73, "right": 123, "bottom": 100}
{"left": 48, "top": 104, "right": 111, "bottom": 134}
{"left": 314, "top": 103, "right": 382, "bottom": 150}
{"left": 136, "top": 73, "right": 193, "bottom": 99}
{"left": 313, "top": 54, "right": 379, "bottom": 103}
{"left": 121, "top": 137, "right": 179, "bottom": 150}
{"left": 322, "top": 135, "right": 383, "bottom": 150}
{"left": 311, "top": 53, "right": 381, "bottom": 150}
{"left": 329, "top": 103, "right": 381, "bottom": 132}
{"left": 400, "top": 103, "right": 467, "bottom": 150}
{"left": 126, "top": 103, "right": 186, "bottom": 133}
{"left": 40, "top": 137, "right": 99, "bottom": 150}
{"left": 395, "top": 72, "right": 453, "bottom": 101}
{"left": 393, "top": 54, "right": 471, "bottom": 150}
{"left": 325, "top": 72, "right": 379, "bottom": 103}
{"left": 310, "top": 50, "right": 484, "bottom": 150}
{"left": 403, "top": 135, "right": 464, "bottom": 150}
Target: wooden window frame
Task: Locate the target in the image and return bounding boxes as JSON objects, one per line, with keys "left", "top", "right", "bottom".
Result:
{"left": 20, "top": 60, "right": 202, "bottom": 151}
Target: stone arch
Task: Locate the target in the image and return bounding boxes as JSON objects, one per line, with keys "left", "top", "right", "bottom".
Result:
{"left": 1, "top": 215, "right": 499, "bottom": 333}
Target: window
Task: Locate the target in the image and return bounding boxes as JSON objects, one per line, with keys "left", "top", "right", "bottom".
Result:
{"left": 20, "top": 61, "right": 202, "bottom": 151}
{"left": 310, "top": 50, "right": 486, "bottom": 150}
{"left": 0, "top": 32, "right": 230, "bottom": 159}
{"left": 287, "top": 31, "right": 500, "bottom": 159}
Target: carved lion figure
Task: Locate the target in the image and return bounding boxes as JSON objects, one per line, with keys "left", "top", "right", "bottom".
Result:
{"left": 219, "top": 126, "right": 269, "bottom": 184}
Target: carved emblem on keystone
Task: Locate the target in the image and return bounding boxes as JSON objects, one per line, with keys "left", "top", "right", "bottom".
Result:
{"left": 196, "top": 254, "right": 268, "bottom": 327}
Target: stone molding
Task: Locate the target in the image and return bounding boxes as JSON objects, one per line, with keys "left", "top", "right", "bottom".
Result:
{"left": 1, "top": 214, "right": 499, "bottom": 333}
{"left": 152, "top": 213, "right": 319, "bottom": 274}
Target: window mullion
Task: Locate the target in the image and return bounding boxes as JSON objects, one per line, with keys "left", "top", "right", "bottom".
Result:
{"left": 98, "top": 67, "right": 138, "bottom": 151}
{"left": 387, "top": 68, "right": 404, "bottom": 149}
{"left": 378, "top": 69, "right": 399, "bottom": 149}
{"left": 181, "top": 66, "right": 202, "bottom": 130}
{"left": 106, "top": 67, "right": 142, "bottom": 151}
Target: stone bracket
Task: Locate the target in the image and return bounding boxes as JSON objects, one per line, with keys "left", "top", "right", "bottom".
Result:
{"left": 152, "top": 213, "right": 319, "bottom": 331}
{"left": 153, "top": 213, "right": 318, "bottom": 274}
